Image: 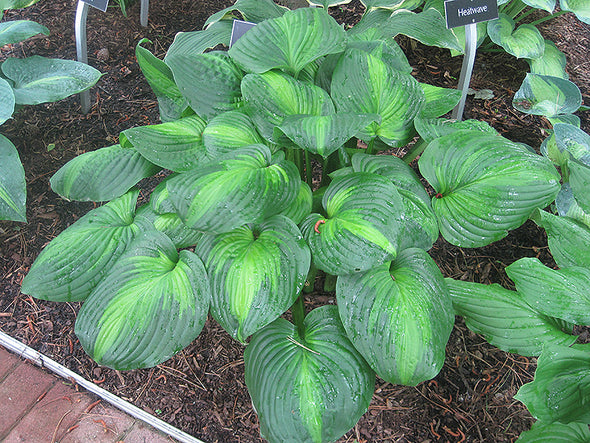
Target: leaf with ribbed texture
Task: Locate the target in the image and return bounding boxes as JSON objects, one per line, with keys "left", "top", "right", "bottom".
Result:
{"left": 21, "top": 189, "right": 147, "bottom": 302}
{"left": 122, "top": 116, "right": 207, "bottom": 172}
{"left": 346, "top": 31, "right": 412, "bottom": 74}
{"left": 506, "top": 257, "right": 590, "bottom": 325}
{"left": 204, "top": 0, "right": 287, "bottom": 28}
{"left": 414, "top": 118, "right": 497, "bottom": 143}
{"left": 244, "top": 305, "right": 375, "bottom": 443}
{"left": 517, "top": 421, "right": 590, "bottom": 443}
{"left": 197, "top": 215, "right": 310, "bottom": 342}
{"left": 277, "top": 113, "right": 379, "bottom": 158}
{"left": 418, "top": 83, "right": 462, "bottom": 119}
{"left": 167, "top": 145, "right": 300, "bottom": 233}
{"left": 50, "top": 145, "right": 161, "bottom": 202}
{"left": 135, "top": 204, "right": 203, "bottom": 249}
{"left": 309, "top": 0, "right": 352, "bottom": 7}
{"left": 149, "top": 176, "right": 177, "bottom": 214}
{"left": 337, "top": 248, "right": 453, "bottom": 385}
{"left": 75, "top": 230, "right": 210, "bottom": 370}
{"left": 331, "top": 49, "right": 424, "bottom": 147}
{"left": 487, "top": 14, "right": 544, "bottom": 59}
{"left": 164, "top": 20, "right": 232, "bottom": 61}
{"left": 560, "top": 0, "right": 590, "bottom": 24}
{"left": 166, "top": 50, "right": 243, "bottom": 120}
{"left": 301, "top": 172, "right": 404, "bottom": 275}
{"left": 513, "top": 73, "right": 582, "bottom": 117}
{"left": 531, "top": 209, "right": 590, "bottom": 268}
{"left": 521, "top": 0, "right": 555, "bottom": 12}
{"left": 361, "top": 0, "right": 407, "bottom": 9}
{"left": 202, "top": 110, "right": 266, "bottom": 158}
{"left": 528, "top": 40, "right": 568, "bottom": 79}
{"left": 555, "top": 184, "right": 590, "bottom": 229}
{"left": 0, "top": 77, "right": 15, "bottom": 125}
{"left": 516, "top": 345, "right": 590, "bottom": 423}
{"left": 242, "top": 71, "right": 335, "bottom": 141}
{"left": 543, "top": 123, "right": 590, "bottom": 167}
{"left": 447, "top": 278, "right": 576, "bottom": 356}
{"left": 0, "top": 134, "right": 26, "bottom": 222}
{"left": 135, "top": 38, "right": 187, "bottom": 122}
{"left": 228, "top": 7, "right": 346, "bottom": 76}
{"left": 1, "top": 56, "right": 101, "bottom": 105}
{"left": 569, "top": 160, "right": 590, "bottom": 213}
{"left": 279, "top": 181, "right": 312, "bottom": 225}
{"left": 0, "top": 20, "right": 48, "bottom": 46}
{"left": 418, "top": 131, "right": 560, "bottom": 248}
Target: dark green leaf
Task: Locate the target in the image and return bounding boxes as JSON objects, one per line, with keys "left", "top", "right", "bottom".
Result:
{"left": 0, "top": 134, "right": 26, "bottom": 222}
{"left": 516, "top": 421, "right": 590, "bottom": 443}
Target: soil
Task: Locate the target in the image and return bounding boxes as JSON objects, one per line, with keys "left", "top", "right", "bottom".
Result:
{"left": 1, "top": 1, "right": 589, "bottom": 442}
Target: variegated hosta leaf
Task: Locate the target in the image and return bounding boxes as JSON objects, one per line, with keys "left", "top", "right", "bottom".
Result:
{"left": 345, "top": 29, "right": 412, "bottom": 74}
{"left": 0, "top": 134, "right": 26, "bottom": 222}
{"left": 556, "top": 184, "right": 590, "bottom": 228}
{"left": 361, "top": 0, "right": 407, "bottom": 9}
{"left": 301, "top": 172, "right": 404, "bottom": 275}
{"left": 309, "top": 0, "right": 352, "bottom": 7}
{"left": 75, "top": 230, "right": 211, "bottom": 370}
{"left": 278, "top": 181, "right": 313, "bottom": 225}
{"left": 244, "top": 305, "right": 375, "bottom": 443}
{"left": 21, "top": 189, "right": 148, "bottom": 302}
{"left": 487, "top": 14, "right": 544, "bottom": 59}
{"left": 122, "top": 116, "right": 207, "bottom": 172}
{"left": 0, "top": 20, "right": 49, "bottom": 46}
{"left": 513, "top": 73, "right": 582, "bottom": 117}
{"left": 418, "top": 131, "right": 560, "bottom": 248}
{"left": 203, "top": 0, "right": 287, "bottom": 28}
{"left": 242, "top": 70, "right": 335, "bottom": 141}
{"left": 136, "top": 204, "right": 203, "bottom": 249}
{"left": 197, "top": 215, "right": 310, "bottom": 342}
{"left": 50, "top": 144, "right": 161, "bottom": 202}
{"left": 414, "top": 118, "right": 497, "bottom": 143}
{"left": 149, "top": 176, "right": 177, "bottom": 214}
{"left": 531, "top": 209, "right": 590, "bottom": 268}
{"left": 527, "top": 40, "right": 568, "bottom": 79}
{"left": 0, "top": 77, "right": 15, "bottom": 125}
{"left": 554, "top": 123, "right": 590, "bottom": 165}
{"left": 337, "top": 248, "right": 453, "bottom": 386}
{"left": 568, "top": 159, "right": 590, "bottom": 213}
{"left": 203, "top": 110, "right": 266, "bottom": 159}
{"left": 166, "top": 50, "right": 243, "bottom": 121}
{"left": 447, "top": 278, "right": 576, "bottom": 356}
{"left": 521, "top": 0, "right": 555, "bottom": 12}
{"left": 506, "top": 257, "right": 590, "bottom": 325}
{"left": 418, "top": 83, "right": 462, "bottom": 119}
{"left": 560, "top": 0, "right": 590, "bottom": 24}
{"left": 228, "top": 7, "right": 346, "bottom": 76}
{"left": 164, "top": 20, "right": 232, "bottom": 61}
{"left": 515, "top": 345, "right": 590, "bottom": 423}
{"left": 167, "top": 144, "right": 300, "bottom": 233}
{"left": 277, "top": 113, "right": 379, "bottom": 158}
{"left": 331, "top": 49, "right": 425, "bottom": 147}
{"left": 517, "top": 421, "right": 590, "bottom": 443}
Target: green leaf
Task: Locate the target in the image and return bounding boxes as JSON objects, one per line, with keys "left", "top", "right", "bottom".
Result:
{"left": 1, "top": 56, "right": 101, "bottom": 105}
{"left": 50, "top": 145, "right": 161, "bottom": 202}
{"left": 244, "top": 305, "right": 375, "bottom": 443}
{"left": 166, "top": 50, "right": 243, "bottom": 120}
{"left": 569, "top": 160, "right": 590, "bottom": 213}
{"left": 560, "top": 0, "right": 590, "bottom": 24}
{"left": 204, "top": 0, "right": 287, "bottom": 28}
{"left": 21, "top": 189, "right": 147, "bottom": 302}
{"left": 418, "top": 131, "right": 560, "bottom": 247}
{"left": 122, "top": 116, "right": 207, "bottom": 171}
{"left": 418, "top": 83, "right": 462, "bottom": 119}
{"left": 516, "top": 345, "right": 590, "bottom": 423}
{"left": 447, "top": 279, "right": 576, "bottom": 356}
{"left": 521, "top": 0, "right": 555, "bottom": 12}
{"left": 554, "top": 123, "right": 590, "bottom": 165}
{"left": 197, "top": 215, "right": 310, "bottom": 342}
{"left": 135, "top": 204, "right": 203, "bottom": 249}
{"left": 517, "top": 421, "right": 590, "bottom": 443}
{"left": 278, "top": 181, "right": 313, "bottom": 225}
{"left": 555, "top": 184, "right": 590, "bottom": 229}
{"left": 337, "top": 248, "right": 453, "bottom": 385}
{"left": 414, "top": 118, "right": 497, "bottom": 143}
{"left": 75, "top": 230, "right": 210, "bottom": 370}
{"left": 0, "top": 134, "right": 26, "bottom": 222}
{"left": 228, "top": 7, "right": 346, "bottom": 76}
{"left": 0, "top": 77, "right": 15, "bottom": 125}
{"left": 0, "top": 20, "right": 49, "bottom": 46}
{"left": 346, "top": 30, "right": 412, "bottom": 75}
{"left": 506, "top": 257, "right": 590, "bottom": 325}
{"left": 135, "top": 38, "right": 187, "bottom": 122}
{"left": 331, "top": 49, "right": 424, "bottom": 147}
{"left": 0, "top": 0, "right": 43, "bottom": 8}
{"left": 361, "top": 0, "right": 408, "bottom": 9}
{"left": 513, "top": 73, "right": 582, "bottom": 117}
{"left": 164, "top": 20, "right": 232, "bottom": 61}
{"left": 301, "top": 172, "right": 404, "bottom": 275}
{"left": 528, "top": 40, "right": 568, "bottom": 79}
{"left": 309, "top": 0, "right": 352, "bottom": 7}
{"left": 167, "top": 145, "right": 300, "bottom": 233}
{"left": 487, "top": 14, "right": 544, "bottom": 59}
{"left": 203, "top": 110, "right": 266, "bottom": 158}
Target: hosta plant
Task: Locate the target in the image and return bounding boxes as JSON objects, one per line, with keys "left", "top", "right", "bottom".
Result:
{"left": 21, "top": 2, "right": 570, "bottom": 441}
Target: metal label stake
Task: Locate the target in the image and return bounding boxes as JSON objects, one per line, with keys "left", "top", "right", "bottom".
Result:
{"left": 451, "top": 23, "right": 477, "bottom": 121}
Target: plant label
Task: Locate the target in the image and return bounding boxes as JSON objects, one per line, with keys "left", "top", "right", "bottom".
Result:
{"left": 80, "top": 0, "right": 109, "bottom": 12}
{"left": 444, "top": 0, "right": 498, "bottom": 29}
{"left": 230, "top": 20, "right": 256, "bottom": 47}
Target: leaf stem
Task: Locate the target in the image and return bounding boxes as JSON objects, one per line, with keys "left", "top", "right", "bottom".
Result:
{"left": 305, "top": 150, "right": 313, "bottom": 187}
{"left": 529, "top": 10, "right": 566, "bottom": 26}
{"left": 291, "top": 295, "right": 306, "bottom": 339}
{"left": 366, "top": 138, "right": 376, "bottom": 155}
{"left": 323, "top": 273, "right": 337, "bottom": 292}
{"left": 402, "top": 137, "right": 429, "bottom": 164}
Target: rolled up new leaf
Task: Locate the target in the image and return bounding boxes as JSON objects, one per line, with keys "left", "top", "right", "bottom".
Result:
{"left": 245, "top": 305, "right": 375, "bottom": 443}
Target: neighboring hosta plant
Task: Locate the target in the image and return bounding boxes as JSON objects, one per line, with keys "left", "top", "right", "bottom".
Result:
{"left": 0, "top": 15, "right": 101, "bottom": 222}
{"left": 22, "top": 3, "right": 564, "bottom": 442}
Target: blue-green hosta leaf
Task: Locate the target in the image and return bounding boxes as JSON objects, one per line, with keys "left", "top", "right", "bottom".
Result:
{"left": 50, "top": 145, "right": 161, "bottom": 202}
{"left": 75, "top": 230, "right": 210, "bottom": 370}
{"left": 0, "top": 0, "right": 43, "bottom": 8}
{"left": 1, "top": 56, "right": 101, "bottom": 105}
{"left": 136, "top": 204, "right": 203, "bottom": 249}
{"left": 516, "top": 345, "right": 590, "bottom": 423}
{"left": 242, "top": 71, "right": 335, "bottom": 142}
{"left": 204, "top": 0, "right": 287, "bottom": 28}
{"left": 0, "top": 134, "right": 26, "bottom": 222}
{"left": 228, "top": 7, "right": 346, "bottom": 76}
{"left": 301, "top": 172, "right": 404, "bottom": 275}
{"left": 517, "top": 421, "right": 590, "bottom": 443}
{"left": 164, "top": 20, "right": 232, "bottom": 61}
{"left": 203, "top": 110, "right": 266, "bottom": 158}
{"left": 447, "top": 279, "right": 576, "bottom": 356}
{"left": 414, "top": 118, "right": 497, "bottom": 143}
{"left": 197, "top": 215, "right": 310, "bottom": 342}
{"left": 521, "top": 0, "right": 555, "bottom": 12}
{"left": 507, "top": 257, "right": 590, "bottom": 325}
{"left": 418, "top": 131, "right": 560, "bottom": 247}
{"left": 277, "top": 113, "right": 379, "bottom": 158}
{"left": 560, "top": 0, "right": 590, "bottom": 24}
{"left": 331, "top": 49, "right": 424, "bottom": 147}
{"left": 0, "top": 77, "right": 15, "bottom": 125}
{"left": 487, "top": 14, "right": 544, "bottom": 59}
{"left": 418, "top": 83, "right": 462, "bottom": 119}
{"left": 122, "top": 116, "right": 207, "bottom": 172}
{"left": 278, "top": 181, "right": 312, "bottom": 225}
{"left": 337, "top": 248, "right": 453, "bottom": 385}
{"left": 21, "top": 189, "right": 148, "bottom": 302}
{"left": 308, "top": 0, "right": 352, "bottom": 7}
{"left": 513, "top": 73, "right": 582, "bottom": 117}
{"left": 361, "top": 0, "right": 408, "bottom": 9}
{"left": 569, "top": 160, "right": 590, "bottom": 213}
{"left": 245, "top": 305, "right": 375, "bottom": 443}
{"left": 548, "top": 114, "right": 581, "bottom": 127}
{"left": 555, "top": 184, "right": 590, "bottom": 229}
{"left": 135, "top": 38, "right": 187, "bottom": 122}
{"left": 528, "top": 40, "right": 568, "bottom": 79}
{"left": 167, "top": 145, "right": 300, "bottom": 233}
{"left": 554, "top": 123, "right": 590, "bottom": 165}
{"left": 345, "top": 29, "right": 412, "bottom": 74}
{"left": 166, "top": 50, "right": 243, "bottom": 121}
{"left": 149, "top": 176, "right": 177, "bottom": 215}
{"left": 0, "top": 20, "right": 49, "bottom": 46}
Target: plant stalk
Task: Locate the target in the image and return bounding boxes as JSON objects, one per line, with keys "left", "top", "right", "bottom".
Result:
{"left": 366, "top": 138, "right": 376, "bottom": 155}
{"left": 402, "top": 138, "right": 429, "bottom": 164}
{"left": 291, "top": 295, "right": 306, "bottom": 339}
{"left": 305, "top": 150, "right": 313, "bottom": 187}
{"left": 529, "top": 10, "right": 566, "bottom": 26}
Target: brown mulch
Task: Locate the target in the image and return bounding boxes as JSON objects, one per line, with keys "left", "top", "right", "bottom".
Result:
{"left": 1, "top": 1, "right": 589, "bottom": 442}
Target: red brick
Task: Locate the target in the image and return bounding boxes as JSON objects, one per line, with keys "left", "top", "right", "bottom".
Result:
{"left": 0, "top": 348, "right": 22, "bottom": 380}
{"left": 60, "top": 402, "right": 136, "bottom": 442}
